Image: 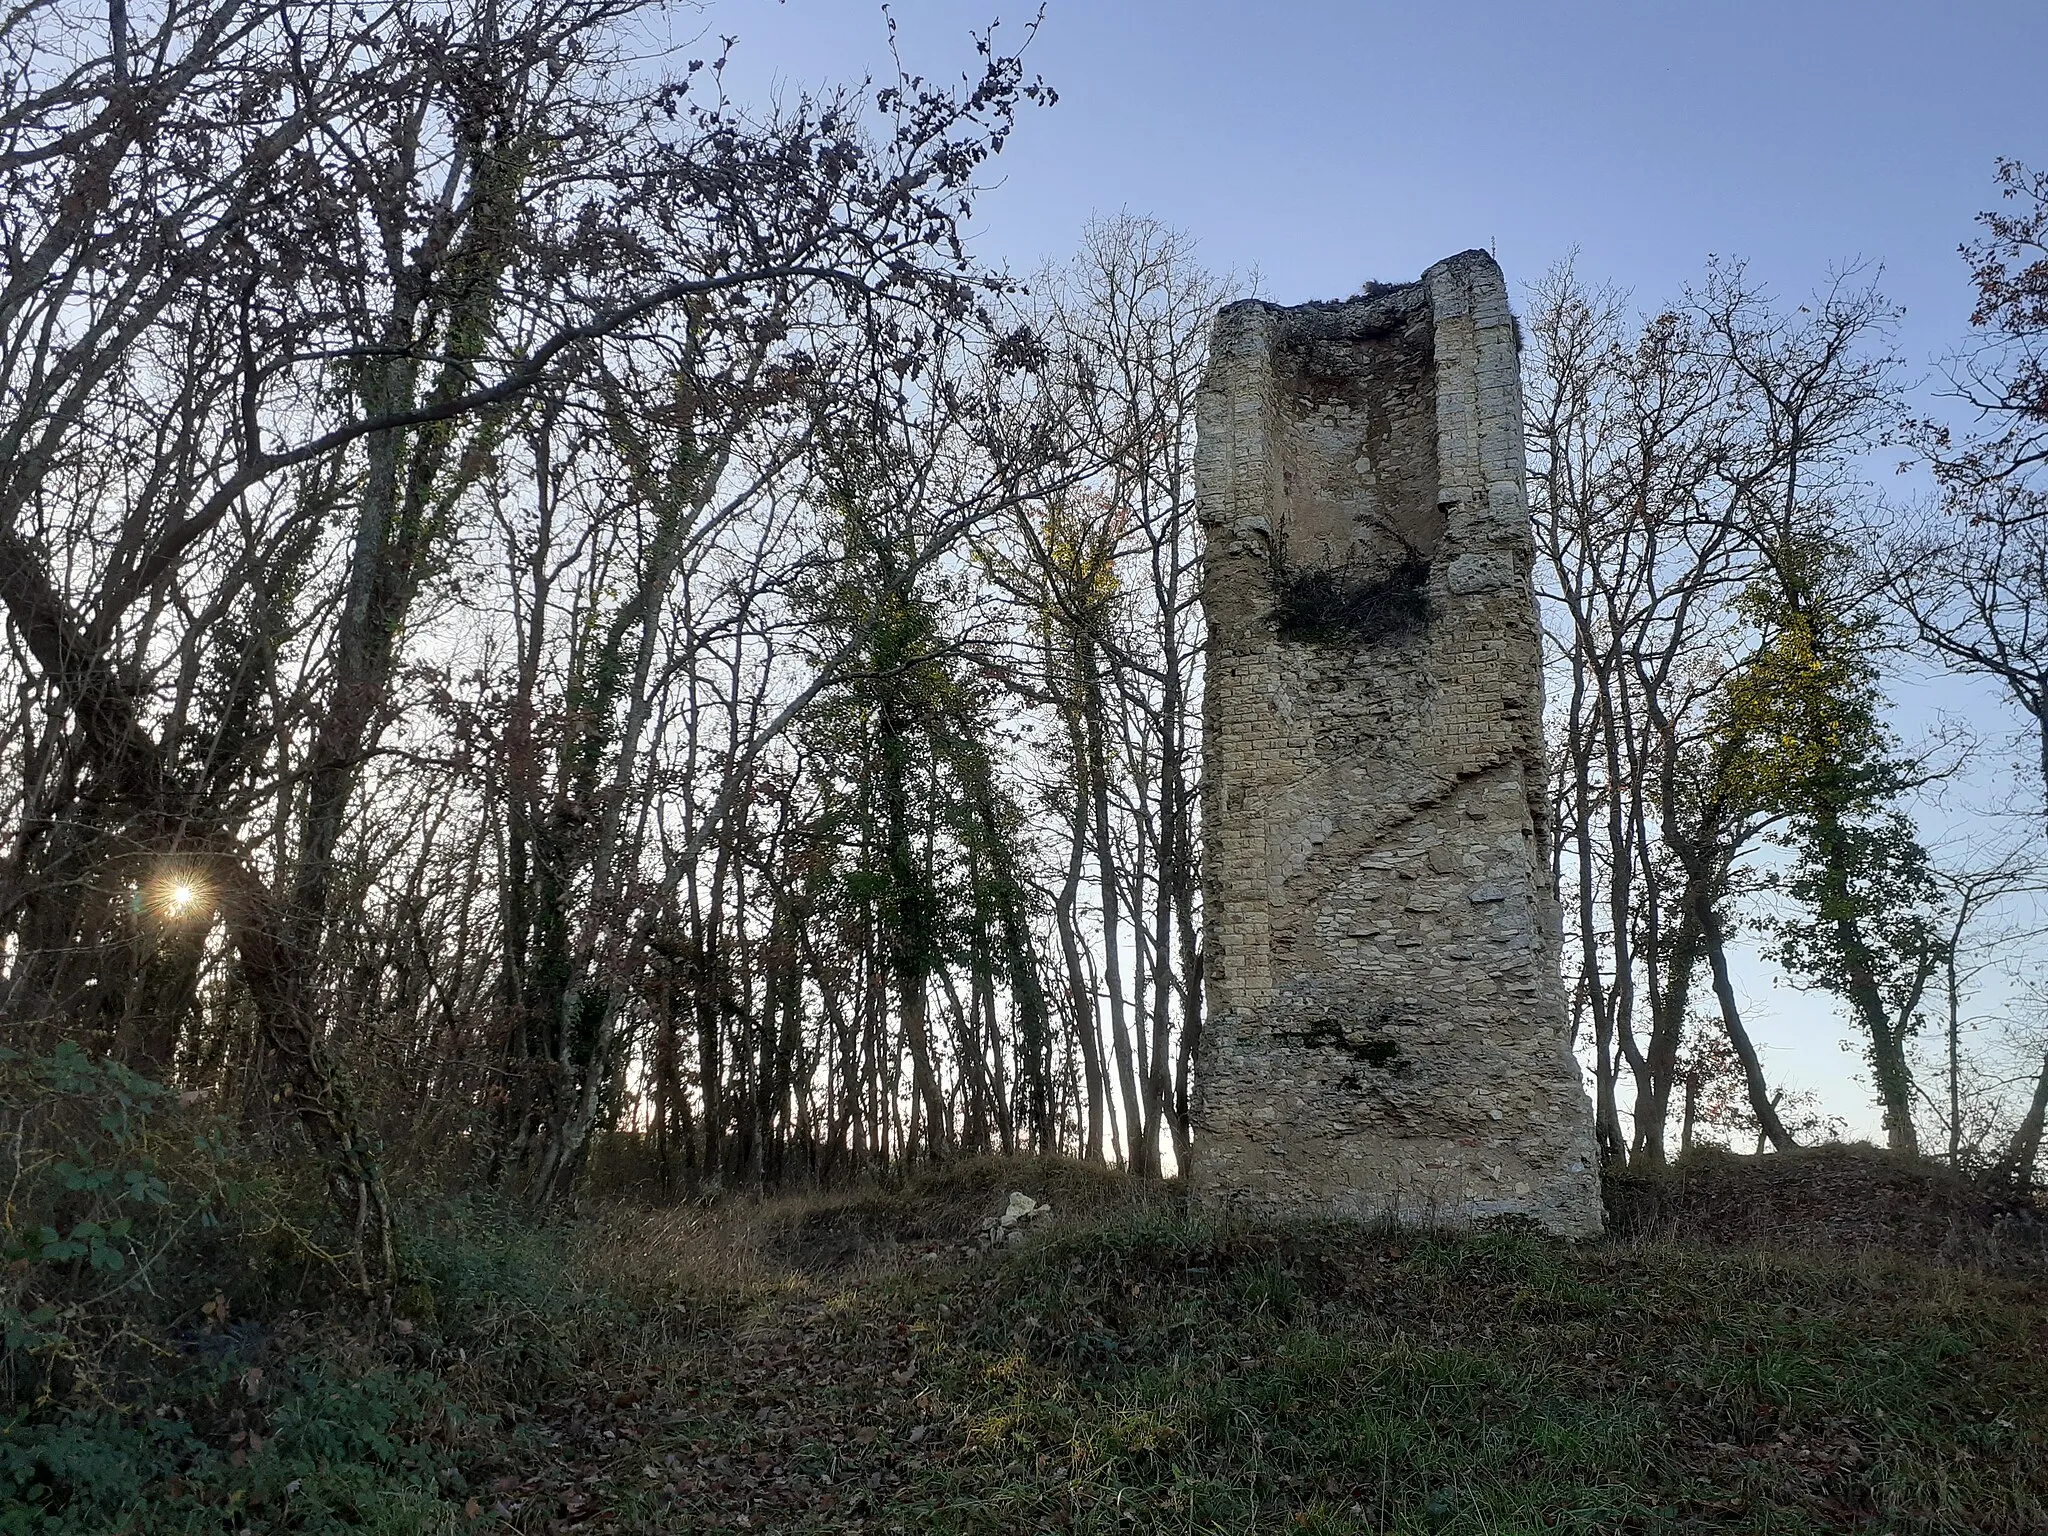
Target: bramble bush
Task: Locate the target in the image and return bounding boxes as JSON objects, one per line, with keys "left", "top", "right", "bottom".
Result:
{"left": 0, "top": 1045, "right": 547, "bottom": 1533}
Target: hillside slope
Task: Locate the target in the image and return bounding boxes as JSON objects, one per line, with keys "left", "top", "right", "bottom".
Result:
{"left": 498, "top": 1156, "right": 2047, "bottom": 1536}
{"left": 10, "top": 1155, "right": 2045, "bottom": 1535}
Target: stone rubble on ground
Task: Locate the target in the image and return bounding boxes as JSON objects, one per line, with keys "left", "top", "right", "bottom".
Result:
{"left": 969, "top": 1191, "right": 1051, "bottom": 1251}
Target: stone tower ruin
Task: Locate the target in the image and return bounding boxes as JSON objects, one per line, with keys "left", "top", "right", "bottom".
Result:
{"left": 1193, "top": 250, "right": 1602, "bottom": 1236}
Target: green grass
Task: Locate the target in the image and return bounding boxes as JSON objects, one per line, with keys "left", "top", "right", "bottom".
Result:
{"left": 564, "top": 1203, "right": 2047, "bottom": 1535}
{"left": 893, "top": 1218, "right": 2045, "bottom": 1533}
{"left": 0, "top": 1194, "right": 602, "bottom": 1535}
{"left": 7, "top": 1152, "right": 2044, "bottom": 1534}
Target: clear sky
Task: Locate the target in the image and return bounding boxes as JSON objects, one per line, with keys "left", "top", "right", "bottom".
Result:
{"left": 702, "top": 0, "right": 2046, "bottom": 372}
{"left": 695, "top": 0, "right": 2048, "bottom": 1140}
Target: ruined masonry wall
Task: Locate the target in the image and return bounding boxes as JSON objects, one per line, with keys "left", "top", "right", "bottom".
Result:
{"left": 1193, "top": 250, "right": 1602, "bottom": 1236}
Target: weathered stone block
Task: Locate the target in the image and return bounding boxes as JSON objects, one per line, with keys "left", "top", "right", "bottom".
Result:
{"left": 1193, "top": 250, "right": 1602, "bottom": 1236}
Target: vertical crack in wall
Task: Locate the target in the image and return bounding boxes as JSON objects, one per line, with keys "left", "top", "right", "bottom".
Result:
{"left": 1193, "top": 251, "right": 1603, "bottom": 1236}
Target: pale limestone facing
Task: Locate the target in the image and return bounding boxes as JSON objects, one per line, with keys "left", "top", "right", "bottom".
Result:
{"left": 1193, "top": 251, "right": 1602, "bottom": 1236}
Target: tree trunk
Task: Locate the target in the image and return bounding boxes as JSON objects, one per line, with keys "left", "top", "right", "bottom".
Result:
{"left": 879, "top": 694, "right": 948, "bottom": 1158}
{"left": 1140, "top": 804, "right": 1176, "bottom": 1179}
{"left": 1056, "top": 713, "right": 1106, "bottom": 1160}
{"left": 1997, "top": 1045, "right": 2048, "bottom": 1190}
{"left": 1570, "top": 740, "right": 1629, "bottom": 1166}
{"left": 1635, "top": 897, "right": 1703, "bottom": 1167}
{"left": 1082, "top": 647, "right": 1142, "bottom": 1168}
{"left": 1699, "top": 898, "right": 1798, "bottom": 1154}
{"left": 1810, "top": 807, "right": 1921, "bottom": 1155}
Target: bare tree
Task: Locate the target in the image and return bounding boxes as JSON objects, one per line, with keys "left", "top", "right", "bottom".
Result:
{"left": 0, "top": 0, "right": 1051, "bottom": 1271}
{"left": 1528, "top": 258, "right": 1915, "bottom": 1163}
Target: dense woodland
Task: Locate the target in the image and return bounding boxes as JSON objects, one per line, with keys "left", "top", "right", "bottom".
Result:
{"left": 5, "top": 0, "right": 2048, "bottom": 1298}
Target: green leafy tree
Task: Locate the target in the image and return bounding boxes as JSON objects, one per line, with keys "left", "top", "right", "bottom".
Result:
{"left": 1718, "top": 556, "right": 1946, "bottom": 1153}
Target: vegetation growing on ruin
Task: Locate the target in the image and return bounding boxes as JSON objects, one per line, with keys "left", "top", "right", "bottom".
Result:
{"left": 1268, "top": 556, "right": 1435, "bottom": 646}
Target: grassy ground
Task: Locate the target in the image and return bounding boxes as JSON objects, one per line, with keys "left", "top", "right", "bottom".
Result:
{"left": 527, "top": 1182, "right": 2046, "bottom": 1536}
{"left": 9, "top": 1152, "right": 2046, "bottom": 1534}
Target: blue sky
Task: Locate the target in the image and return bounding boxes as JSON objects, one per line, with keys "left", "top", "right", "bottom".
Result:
{"left": 696, "top": 0, "right": 2048, "bottom": 1139}
{"left": 703, "top": 0, "right": 2046, "bottom": 377}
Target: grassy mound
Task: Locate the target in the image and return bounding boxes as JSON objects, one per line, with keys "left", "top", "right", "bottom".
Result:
{"left": 1605, "top": 1143, "right": 2045, "bottom": 1267}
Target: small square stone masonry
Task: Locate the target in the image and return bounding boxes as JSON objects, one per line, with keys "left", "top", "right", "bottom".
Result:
{"left": 1193, "top": 250, "right": 1602, "bottom": 1235}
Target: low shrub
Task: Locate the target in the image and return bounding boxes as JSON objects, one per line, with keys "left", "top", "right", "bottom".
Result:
{"left": 0, "top": 1047, "right": 599, "bottom": 1533}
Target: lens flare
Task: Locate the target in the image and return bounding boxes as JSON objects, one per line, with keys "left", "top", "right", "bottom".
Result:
{"left": 151, "top": 875, "right": 209, "bottom": 922}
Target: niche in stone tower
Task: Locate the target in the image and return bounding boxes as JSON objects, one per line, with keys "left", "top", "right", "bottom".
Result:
{"left": 1192, "top": 250, "right": 1602, "bottom": 1236}
{"left": 1254, "top": 285, "right": 1442, "bottom": 651}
